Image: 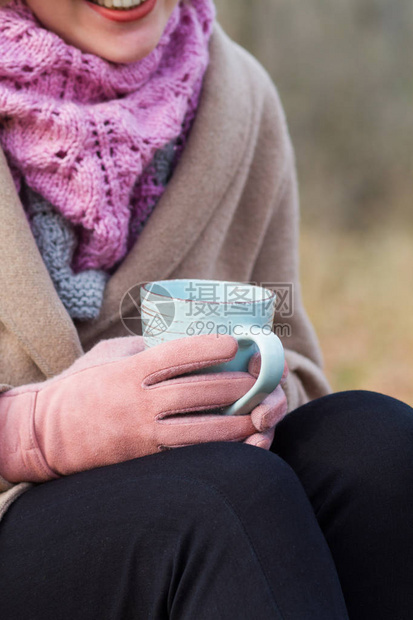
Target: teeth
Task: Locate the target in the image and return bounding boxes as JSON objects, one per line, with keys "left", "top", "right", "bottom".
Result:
{"left": 92, "top": 0, "right": 146, "bottom": 9}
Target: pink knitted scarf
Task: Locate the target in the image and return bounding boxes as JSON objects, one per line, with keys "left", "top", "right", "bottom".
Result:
{"left": 0, "top": 0, "right": 215, "bottom": 272}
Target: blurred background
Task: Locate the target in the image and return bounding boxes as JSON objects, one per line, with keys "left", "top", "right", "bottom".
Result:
{"left": 217, "top": 0, "right": 413, "bottom": 404}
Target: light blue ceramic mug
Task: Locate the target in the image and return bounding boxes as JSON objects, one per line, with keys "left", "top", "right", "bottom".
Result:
{"left": 140, "top": 279, "right": 285, "bottom": 416}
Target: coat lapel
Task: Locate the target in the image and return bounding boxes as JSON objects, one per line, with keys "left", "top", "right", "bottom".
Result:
{"left": 0, "top": 149, "right": 84, "bottom": 377}
{"left": 0, "top": 23, "right": 252, "bottom": 369}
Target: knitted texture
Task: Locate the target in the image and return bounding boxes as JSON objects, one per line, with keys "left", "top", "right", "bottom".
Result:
{"left": 18, "top": 138, "right": 179, "bottom": 321}
{"left": 21, "top": 181, "right": 109, "bottom": 321}
{"left": 0, "top": 0, "right": 216, "bottom": 273}
{"left": 126, "top": 138, "right": 178, "bottom": 256}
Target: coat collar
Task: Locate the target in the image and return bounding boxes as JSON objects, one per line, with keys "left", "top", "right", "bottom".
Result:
{"left": 0, "top": 23, "right": 253, "bottom": 376}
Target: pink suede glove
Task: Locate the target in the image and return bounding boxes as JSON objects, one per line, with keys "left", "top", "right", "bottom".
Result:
{"left": 67, "top": 337, "right": 289, "bottom": 452}
{"left": 243, "top": 354, "right": 289, "bottom": 450}
{"left": 0, "top": 334, "right": 261, "bottom": 483}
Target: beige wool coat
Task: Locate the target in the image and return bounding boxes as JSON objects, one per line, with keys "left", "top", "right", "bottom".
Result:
{"left": 0, "top": 23, "right": 331, "bottom": 521}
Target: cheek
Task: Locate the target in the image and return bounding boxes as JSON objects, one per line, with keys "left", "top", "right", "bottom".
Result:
{"left": 23, "top": 0, "right": 71, "bottom": 31}
{"left": 23, "top": 0, "right": 52, "bottom": 13}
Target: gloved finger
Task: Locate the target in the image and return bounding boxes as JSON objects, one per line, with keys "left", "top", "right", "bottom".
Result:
{"left": 248, "top": 352, "right": 261, "bottom": 379}
{"left": 244, "top": 427, "right": 276, "bottom": 450}
{"left": 64, "top": 336, "right": 146, "bottom": 377}
{"left": 85, "top": 336, "right": 146, "bottom": 360}
{"left": 250, "top": 385, "right": 288, "bottom": 432}
{"left": 158, "top": 409, "right": 256, "bottom": 447}
{"left": 248, "top": 354, "right": 289, "bottom": 386}
{"left": 152, "top": 371, "right": 256, "bottom": 418}
{"left": 141, "top": 334, "right": 238, "bottom": 385}
{"left": 96, "top": 336, "right": 146, "bottom": 357}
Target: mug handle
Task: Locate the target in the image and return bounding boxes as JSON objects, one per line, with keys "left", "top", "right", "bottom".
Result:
{"left": 222, "top": 331, "right": 285, "bottom": 416}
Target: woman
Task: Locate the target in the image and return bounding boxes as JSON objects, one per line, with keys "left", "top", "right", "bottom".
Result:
{"left": 0, "top": 1, "right": 412, "bottom": 618}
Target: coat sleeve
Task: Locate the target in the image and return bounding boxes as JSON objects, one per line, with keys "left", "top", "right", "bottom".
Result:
{"left": 249, "top": 86, "right": 332, "bottom": 412}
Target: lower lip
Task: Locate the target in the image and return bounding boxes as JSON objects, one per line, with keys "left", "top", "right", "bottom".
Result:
{"left": 85, "top": 0, "right": 157, "bottom": 23}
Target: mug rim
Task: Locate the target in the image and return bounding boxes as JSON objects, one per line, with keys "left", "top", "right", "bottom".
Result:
{"left": 141, "top": 279, "right": 276, "bottom": 305}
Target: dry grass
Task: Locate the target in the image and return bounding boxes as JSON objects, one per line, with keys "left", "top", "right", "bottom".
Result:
{"left": 300, "top": 227, "right": 413, "bottom": 406}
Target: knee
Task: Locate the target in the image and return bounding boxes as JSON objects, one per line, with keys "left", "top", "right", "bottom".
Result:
{"left": 276, "top": 390, "right": 413, "bottom": 501}
{"left": 307, "top": 389, "right": 412, "bottom": 426}
{"left": 136, "top": 441, "right": 307, "bottom": 520}
{"left": 308, "top": 389, "right": 412, "bottom": 460}
{"left": 164, "top": 441, "right": 299, "bottom": 498}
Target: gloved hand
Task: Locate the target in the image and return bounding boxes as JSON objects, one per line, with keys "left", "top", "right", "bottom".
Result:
{"left": 243, "top": 354, "right": 289, "bottom": 450}
{"left": 0, "top": 334, "right": 261, "bottom": 483}
{"left": 74, "top": 338, "right": 289, "bottom": 451}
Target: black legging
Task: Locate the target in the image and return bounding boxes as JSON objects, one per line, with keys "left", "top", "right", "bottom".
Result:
{"left": 0, "top": 390, "right": 412, "bottom": 619}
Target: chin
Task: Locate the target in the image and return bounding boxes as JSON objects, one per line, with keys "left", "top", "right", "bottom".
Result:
{"left": 77, "top": 29, "right": 161, "bottom": 64}
{"left": 102, "top": 44, "right": 156, "bottom": 64}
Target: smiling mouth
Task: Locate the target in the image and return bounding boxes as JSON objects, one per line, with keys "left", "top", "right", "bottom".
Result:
{"left": 87, "top": 0, "right": 149, "bottom": 9}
